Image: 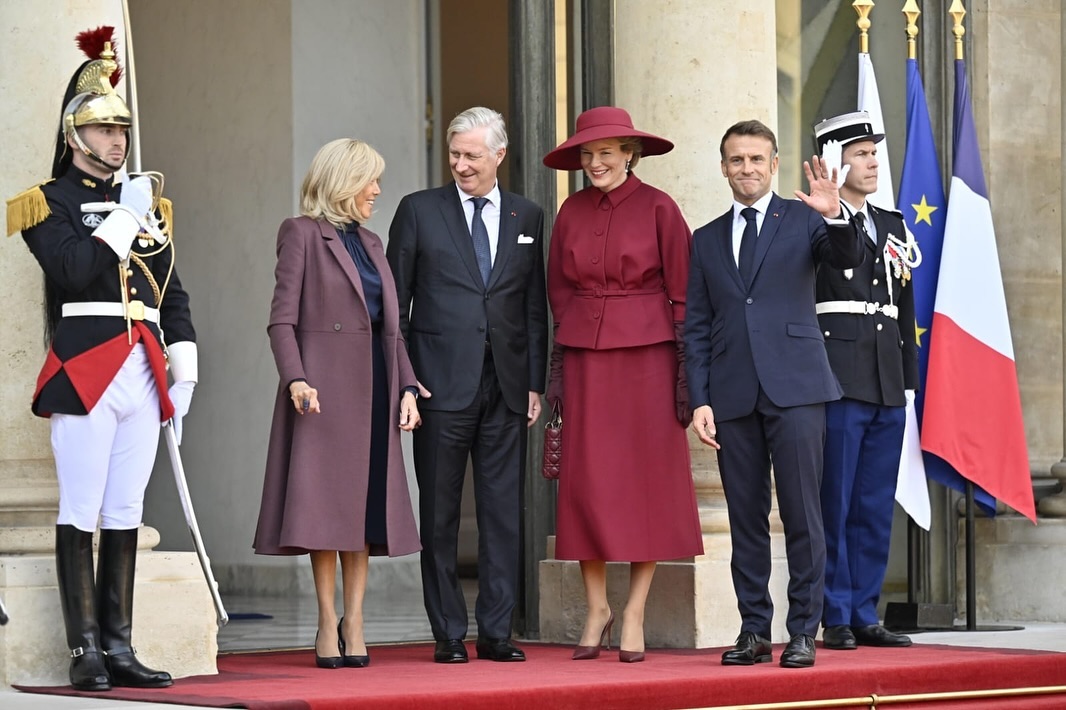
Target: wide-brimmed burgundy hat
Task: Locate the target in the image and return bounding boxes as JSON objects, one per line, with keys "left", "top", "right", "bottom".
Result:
{"left": 543, "top": 106, "right": 674, "bottom": 171}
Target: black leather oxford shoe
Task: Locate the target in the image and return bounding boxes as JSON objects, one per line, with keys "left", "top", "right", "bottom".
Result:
{"left": 852, "top": 624, "right": 913, "bottom": 647}
{"left": 780, "top": 634, "right": 816, "bottom": 668}
{"left": 475, "top": 637, "right": 526, "bottom": 662}
{"left": 821, "top": 624, "right": 857, "bottom": 650}
{"left": 721, "top": 631, "right": 773, "bottom": 666}
{"left": 433, "top": 639, "right": 469, "bottom": 663}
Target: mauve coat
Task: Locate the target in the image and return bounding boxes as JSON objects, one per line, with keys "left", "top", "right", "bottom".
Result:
{"left": 253, "top": 216, "right": 421, "bottom": 557}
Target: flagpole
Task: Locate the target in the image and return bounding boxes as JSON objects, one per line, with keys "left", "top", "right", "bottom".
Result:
{"left": 901, "top": 0, "right": 925, "bottom": 611}
{"left": 948, "top": 0, "right": 1020, "bottom": 635}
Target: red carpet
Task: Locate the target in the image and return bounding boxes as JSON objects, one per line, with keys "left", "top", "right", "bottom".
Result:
{"left": 15, "top": 641, "right": 1066, "bottom": 709}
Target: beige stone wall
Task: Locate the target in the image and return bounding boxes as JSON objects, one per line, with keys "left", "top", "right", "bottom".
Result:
{"left": 614, "top": 0, "right": 779, "bottom": 230}
{"left": 971, "top": 0, "right": 1063, "bottom": 476}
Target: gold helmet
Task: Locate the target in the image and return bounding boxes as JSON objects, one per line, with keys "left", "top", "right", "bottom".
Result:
{"left": 54, "top": 27, "right": 132, "bottom": 176}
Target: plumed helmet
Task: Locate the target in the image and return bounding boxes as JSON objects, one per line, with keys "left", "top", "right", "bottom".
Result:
{"left": 52, "top": 26, "right": 132, "bottom": 177}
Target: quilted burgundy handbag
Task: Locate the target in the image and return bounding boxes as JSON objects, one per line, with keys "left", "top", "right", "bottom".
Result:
{"left": 542, "top": 405, "right": 562, "bottom": 480}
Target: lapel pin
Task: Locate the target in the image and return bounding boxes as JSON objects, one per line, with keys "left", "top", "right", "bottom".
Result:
{"left": 511, "top": 211, "right": 517, "bottom": 217}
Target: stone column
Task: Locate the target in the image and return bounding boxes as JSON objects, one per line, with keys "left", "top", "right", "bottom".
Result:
{"left": 1041, "top": 0, "right": 1066, "bottom": 519}
{"left": 539, "top": 0, "right": 792, "bottom": 647}
{"left": 0, "top": 1, "right": 216, "bottom": 686}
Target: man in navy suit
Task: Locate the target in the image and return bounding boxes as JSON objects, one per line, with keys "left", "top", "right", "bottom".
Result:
{"left": 812, "top": 112, "right": 918, "bottom": 652}
{"left": 387, "top": 107, "right": 548, "bottom": 664}
{"left": 685, "top": 120, "right": 863, "bottom": 668}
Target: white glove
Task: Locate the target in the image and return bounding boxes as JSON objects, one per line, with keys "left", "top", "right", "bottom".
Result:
{"left": 820, "top": 139, "right": 851, "bottom": 188}
{"left": 167, "top": 380, "right": 195, "bottom": 445}
{"left": 905, "top": 389, "right": 916, "bottom": 404}
{"left": 84, "top": 176, "right": 166, "bottom": 253}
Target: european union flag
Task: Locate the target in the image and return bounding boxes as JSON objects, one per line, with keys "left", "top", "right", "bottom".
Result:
{"left": 900, "top": 58, "right": 994, "bottom": 513}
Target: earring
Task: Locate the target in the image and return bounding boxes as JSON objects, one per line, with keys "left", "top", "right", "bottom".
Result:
{"left": 625, "top": 159, "right": 631, "bottom": 173}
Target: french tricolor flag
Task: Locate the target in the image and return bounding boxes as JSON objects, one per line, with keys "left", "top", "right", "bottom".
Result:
{"left": 920, "top": 59, "right": 1036, "bottom": 522}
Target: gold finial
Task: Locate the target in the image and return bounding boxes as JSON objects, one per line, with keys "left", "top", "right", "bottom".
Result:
{"left": 902, "top": 0, "right": 921, "bottom": 61}
{"left": 949, "top": 0, "right": 966, "bottom": 60}
{"left": 853, "top": 0, "right": 875, "bottom": 54}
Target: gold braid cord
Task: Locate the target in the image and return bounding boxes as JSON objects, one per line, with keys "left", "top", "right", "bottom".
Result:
{"left": 129, "top": 254, "right": 162, "bottom": 306}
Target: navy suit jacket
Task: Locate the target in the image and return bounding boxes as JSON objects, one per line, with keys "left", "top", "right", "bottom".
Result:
{"left": 387, "top": 183, "right": 548, "bottom": 414}
{"left": 685, "top": 193, "right": 864, "bottom": 422}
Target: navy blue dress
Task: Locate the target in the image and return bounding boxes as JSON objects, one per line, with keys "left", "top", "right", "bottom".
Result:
{"left": 338, "top": 224, "right": 388, "bottom": 547}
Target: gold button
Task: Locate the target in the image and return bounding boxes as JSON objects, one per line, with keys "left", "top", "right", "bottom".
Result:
{"left": 126, "top": 269, "right": 134, "bottom": 277}
{"left": 129, "top": 287, "right": 138, "bottom": 296}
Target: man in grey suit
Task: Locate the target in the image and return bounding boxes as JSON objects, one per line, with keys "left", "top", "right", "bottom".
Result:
{"left": 685, "top": 120, "right": 863, "bottom": 669}
{"left": 387, "top": 107, "right": 548, "bottom": 664}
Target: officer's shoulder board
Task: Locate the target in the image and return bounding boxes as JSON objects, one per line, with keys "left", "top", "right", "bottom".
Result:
{"left": 868, "top": 202, "right": 903, "bottom": 220}
{"left": 6, "top": 180, "right": 55, "bottom": 237}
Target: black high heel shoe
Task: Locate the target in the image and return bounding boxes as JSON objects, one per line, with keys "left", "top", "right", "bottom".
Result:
{"left": 314, "top": 630, "right": 343, "bottom": 669}
{"left": 338, "top": 618, "right": 370, "bottom": 668}
{"left": 572, "top": 611, "right": 614, "bottom": 660}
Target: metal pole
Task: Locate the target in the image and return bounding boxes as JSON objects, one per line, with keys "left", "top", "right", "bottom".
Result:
{"left": 965, "top": 481, "right": 976, "bottom": 630}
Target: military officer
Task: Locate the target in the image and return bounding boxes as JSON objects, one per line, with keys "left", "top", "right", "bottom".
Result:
{"left": 813, "top": 111, "right": 919, "bottom": 652}
{"left": 6, "top": 27, "right": 196, "bottom": 691}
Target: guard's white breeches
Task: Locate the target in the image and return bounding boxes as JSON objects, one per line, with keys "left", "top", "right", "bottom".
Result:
{"left": 52, "top": 344, "right": 161, "bottom": 532}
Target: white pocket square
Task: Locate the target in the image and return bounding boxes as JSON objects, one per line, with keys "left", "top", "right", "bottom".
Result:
{"left": 517, "top": 234, "right": 534, "bottom": 244}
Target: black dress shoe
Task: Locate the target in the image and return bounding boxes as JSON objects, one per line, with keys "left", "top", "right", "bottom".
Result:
{"left": 780, "top": 634, "right": 816, "bottom": 668}
{"left": 821, "top": 625, "right": 857, "bottom": 650}
{"left": 721, "top": 631, "right": 772, "bottom": 666}
{"left": 475, "top": 637, "right": 526, "bottom": 662}
{"left": 433, "top": 639, "right": 469, "bottom": 664}
{"left": 314, "top": 631, "right": 343, "bottom": 669}
{"left": 338, "top": 619, "right": 370, "bottom": 668}
{"left": 852, "top": 624, "right": 913, "bottom": 647}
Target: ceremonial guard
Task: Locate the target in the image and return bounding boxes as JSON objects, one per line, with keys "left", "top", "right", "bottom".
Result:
{"left": 812, "top": 112, "right": 920, "bottom": 651}
{"left": 5, "top": 28, "right": 196, "bottom": 690}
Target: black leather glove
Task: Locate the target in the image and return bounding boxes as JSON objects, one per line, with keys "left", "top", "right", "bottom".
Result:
{"left": 674, "top": 322, "right": 692, "bottom": 427}
{"left": 546, "top": 339, "right": 565, "bottom": 415}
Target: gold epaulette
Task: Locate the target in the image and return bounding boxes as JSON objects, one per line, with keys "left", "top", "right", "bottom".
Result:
{"left": 159, "top": 196, "right": 174, "bottom": 238}
{"left": 5, "top": 181, "right": 54, "bottom": 237}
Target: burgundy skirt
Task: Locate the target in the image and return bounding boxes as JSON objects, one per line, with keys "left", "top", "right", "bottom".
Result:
{"left": 554, "top": 341, "right": 704, "bottom": 561}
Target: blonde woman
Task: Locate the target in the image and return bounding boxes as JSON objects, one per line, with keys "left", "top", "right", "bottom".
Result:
{"left": 254, "top": 139, "right": 422, "bottom": 668}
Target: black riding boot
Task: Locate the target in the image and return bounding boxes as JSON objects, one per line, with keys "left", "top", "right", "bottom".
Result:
{"left": 96, "top": 528, "right": 173, "bottom": 688}
{"left": 55, "top": 524, "right": 111, "bottom": 691}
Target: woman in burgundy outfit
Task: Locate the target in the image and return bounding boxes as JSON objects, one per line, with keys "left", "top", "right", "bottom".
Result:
{"left": 543, "top": 107, "right": 703, "bottom": 663}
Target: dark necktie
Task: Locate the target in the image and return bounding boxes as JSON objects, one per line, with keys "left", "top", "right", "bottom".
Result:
{"left": 738, "top": 206, "right": 758, "bottom": 285}
{"left": 856, "top": 211, "right": 873, "bottom": 243}
{"left": 470, "top": 197, "right": 492, "bottom": 285}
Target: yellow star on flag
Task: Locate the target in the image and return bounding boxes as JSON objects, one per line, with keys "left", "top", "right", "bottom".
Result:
{"left": 912, "top": 195, "right": 937, "bottom": 226}
{"left": 916, "top": 322, "right": 927, "bottom": 346}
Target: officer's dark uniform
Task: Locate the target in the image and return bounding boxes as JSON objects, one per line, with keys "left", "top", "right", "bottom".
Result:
{"left": 816, "top": 200, "right": 918, "bottom": 631}
{"left": 21, "top": 164, "right": 194, "bottom": 418}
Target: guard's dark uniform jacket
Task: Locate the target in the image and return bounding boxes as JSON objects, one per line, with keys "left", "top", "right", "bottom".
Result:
{"left": 16, "top": 164, "right": 195, "bottom": 418}
{"left": 815, "top": 204, "right": 918, "bottom": 406}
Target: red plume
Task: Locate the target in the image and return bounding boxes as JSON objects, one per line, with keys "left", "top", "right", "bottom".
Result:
{"left": 75, "top": 26, "right": 123, "bottom": 87}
